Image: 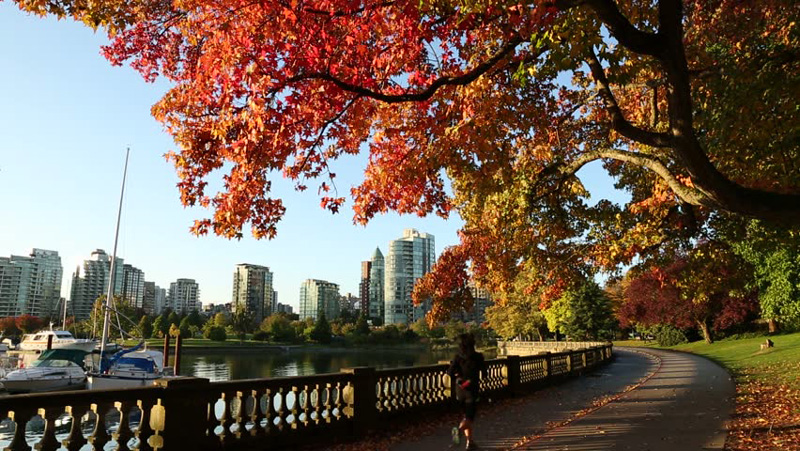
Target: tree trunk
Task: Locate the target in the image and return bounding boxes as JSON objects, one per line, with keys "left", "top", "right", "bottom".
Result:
{"left": 698, "top": 320, "right": 713, "bottom": 344}
{"left": 768, "top": 318, "right": 779, "bottom": 334}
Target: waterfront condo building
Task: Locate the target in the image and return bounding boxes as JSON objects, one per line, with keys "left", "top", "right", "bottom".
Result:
{"left": 143, "top": 281, "right": 167, "bottom": 315}
{"left": 299, "top": 279, "right": 340, "bottom": 321}
{"left": 121, "top": 264, "right": 145, "bottom": 309}
{"left": 168, "top": 278, "right": 200, "bottom": 314}
{"left": 359, "top": 260, "right": 371, "bottom": 318}
{"left": 384, "top": 229, "right": 435, "bottom": 325}
{"left": 70, "top": 249, "right": 124, "bottom": 320}
{"left": 367, "top": 247, "right": 385, "bottom": 324}
{"left": 231, "top": 264, "right": 274, "bottom": 324}
{"left": 0, "top": 249, "right": 63, "bottom": 318}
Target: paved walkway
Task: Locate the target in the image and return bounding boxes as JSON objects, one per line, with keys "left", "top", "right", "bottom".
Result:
{"left": 391, "top": 348, "right": 734, "bottom": 451}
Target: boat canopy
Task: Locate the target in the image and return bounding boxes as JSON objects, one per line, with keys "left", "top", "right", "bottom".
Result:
{"left": 36, "top": 349, "right": 89, "bottom": 367}
{"left": 114, "top": 354, "right": 157, "bottom": 373}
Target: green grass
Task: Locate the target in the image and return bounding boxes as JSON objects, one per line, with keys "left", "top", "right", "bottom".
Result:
{"left": 612, "top": 339, "right": 659, "bottom": 348}
{"left": 669, "top": 332, "right": 800, "bottom": 389}
{"left": 123, "top": 338, "right": 295, "bottom": 348}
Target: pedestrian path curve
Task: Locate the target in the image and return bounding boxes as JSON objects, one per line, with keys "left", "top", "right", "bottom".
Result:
{"left": 390, "top": 348, "right": 734, "bottom": 451}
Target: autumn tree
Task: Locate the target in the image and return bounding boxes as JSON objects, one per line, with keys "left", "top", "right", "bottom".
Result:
{"left": 15, "top": 0, "right": 800, "bottom": 319}
{"left": 0, "top": 317, "right": 21, "bottom": 337}
{"left": 620, "top": 242, "right": 759, "bottom": 343}
{"left": 16, "top": 315, "right": 44, "bottom": 334}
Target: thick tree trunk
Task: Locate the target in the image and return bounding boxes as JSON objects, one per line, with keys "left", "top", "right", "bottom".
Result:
{"left": 768, "top": 318, "right": 779, "bottom": 334}
{"left": 698, "top": 320, "right": 713, "bottom": 344}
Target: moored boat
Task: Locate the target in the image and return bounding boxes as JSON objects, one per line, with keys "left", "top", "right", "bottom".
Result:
{"left": 1, "top": 349, "right": 88, "bottom": 393}
{"left": 18, "top": 330, "right": 96, "bottom": 353}
{"left": 87, "top": 348, "right": 171, "bottom": 390}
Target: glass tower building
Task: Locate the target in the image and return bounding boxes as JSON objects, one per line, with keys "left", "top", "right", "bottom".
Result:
{"left": 384, "top": 229, "right": 435, "bottom": 325}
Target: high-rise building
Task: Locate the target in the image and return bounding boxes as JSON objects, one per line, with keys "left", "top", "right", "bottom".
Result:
{"left": 339, "top": 293, "right": 359, "bottom": 314}
{"left": 231, "top": 264, "right": 274, "bottom": 323}
{"left": 299, "top": 279, "right": 340, "bottom": 321}
{"left": 154, "top": 286, "right": 167, "bottom": 314}
{"left": 276, "top": 303, "right": 294, "bottom": 314}
{"left": 368, "top": 248, "right": 385, "bottom": 324}
{"left": 121, "top": 264, "right": 145, "bottom": 309}
{"left": 359, "top": 260, "right": 371, "bottom": 318}
{"left": 70, "top": 249, "right": 124, "bottom": 320}
{"left": 143, "top": 282, "right": 156, "bottom": 315}
{"left": 384, "top": 229, "right": 435, "bottom": 325}
{"left": 459, "top": 283, "right": 493, "bottom": 324}
{"left": 168, "top": 278, "right": 199, "bottom": 314}
{"left": 143, "top": 281, "right": 166, "bottom": 315}
{"left": 0, "top": 249, "right": 63, "bottom": 318}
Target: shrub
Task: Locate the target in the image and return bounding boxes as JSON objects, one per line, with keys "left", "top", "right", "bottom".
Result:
{"left": 654, "top": 325, "right": 688, "bottom": 347}
{"left": 252, "top": 330, "right": 270, "bottom": 341}
{"left": 205, "top": 325, "right": 227, "bottom": 342}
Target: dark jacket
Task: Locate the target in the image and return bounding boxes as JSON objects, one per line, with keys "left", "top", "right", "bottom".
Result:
{"left": 448, "top": 350, "right": 485, "bottom": 396}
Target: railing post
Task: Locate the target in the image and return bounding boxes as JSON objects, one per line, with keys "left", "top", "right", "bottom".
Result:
{"left": 162, "top": 334, "right": 170, "bottom": 370}
{"left": 153, "top": 377, "right": 211, "bottom": 450}
{"left": 505, "top": 355, "right": 521, "bottom": 396}
{"left": 581, "top": 350, "right": 588, "bottom": 369}
{"left": 565, "top": 352, "right": 572, "bottom": 374}
{"left": 341, "top": 367, "right": 377, "bottom": 437}
{"left": 543, "top": 352, "right": 551, "bottom": 379}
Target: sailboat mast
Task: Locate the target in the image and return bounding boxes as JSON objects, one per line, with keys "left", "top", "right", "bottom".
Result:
{"left": 100, "top": 148, "right": 130, "bottom": 362}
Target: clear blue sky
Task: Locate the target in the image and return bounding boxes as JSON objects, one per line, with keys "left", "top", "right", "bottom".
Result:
{"left": 0, "top": 4, "right": 626, "bottom": 311}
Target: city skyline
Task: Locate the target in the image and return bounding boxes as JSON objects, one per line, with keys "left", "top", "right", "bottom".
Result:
{"left": 0, "top": 4, "right": 626, "bottom": 313}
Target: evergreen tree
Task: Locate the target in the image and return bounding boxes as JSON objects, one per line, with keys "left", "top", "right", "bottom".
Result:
{"left": 152, "top": 315, "right": 169, "bottom": 338}
{"left": 310, "top": 313, "right": 332, "bottom": 344}
{"left": 355, "top": 314, "right": 370, "bottom": 336}
{"left": 137, "top": 315, "right": 153, "bottom": 339}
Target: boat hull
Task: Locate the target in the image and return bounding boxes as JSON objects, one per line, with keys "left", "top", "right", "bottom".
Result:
{"left": 19, "top": 340, "right": 97, "bottom": 353}
{"left": 2, "top": 376, "right": 86, "bottom": 393}
{"left": 87, "top": 374, "right": 160, "bottom": 390}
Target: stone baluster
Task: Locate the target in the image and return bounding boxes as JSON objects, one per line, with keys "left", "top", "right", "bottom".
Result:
{"left": 113, "top": 400, "right": 136, "bottom": 451}
{"left": 87, "top": 403, "right": 111, "bottom": 450}
{"left": 275, "top": 387, "right": 286, "bottom": 430}
{"left": 229, "top": 391, "right": 245, "bottom": 439}
{"left": 134, "top": 399, "right": 156, "bottom": 451}
{"left": 62, "top": 405, "right": 89, "bottom": 451}
{"left": 37, "top": 407, "right": 61, "bottom": 451}
{"left": 7, "top": 408, "right": 34, "bottom": 451}
{"left": 246, "top": 389, "right": 265, "bottom": 438}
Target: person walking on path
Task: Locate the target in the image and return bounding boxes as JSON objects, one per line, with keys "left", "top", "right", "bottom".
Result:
{"left": 448, "top": 333, "right": 485, "bottom": 450}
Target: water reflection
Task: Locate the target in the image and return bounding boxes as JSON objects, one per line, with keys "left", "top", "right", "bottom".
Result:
{"left": 178, "top": 347, "right": 477, "bottom": 381}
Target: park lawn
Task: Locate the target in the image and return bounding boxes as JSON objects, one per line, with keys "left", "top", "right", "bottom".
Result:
{"left": 670, "top": 332, "right": 800, "bottom": 389}
{"left": 611, "top": 339, "right": 659, "bottom": 348}
{"left": 123, "top": 337, "right": 291, "bottom": 348}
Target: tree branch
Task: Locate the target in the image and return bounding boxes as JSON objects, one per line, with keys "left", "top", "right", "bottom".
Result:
{"left": 583, "top": 0, "right": 663, "bottom": 57}
{"left": 586, "top": 49, "right": 674, "bottom": 148}
{"left": 286, "top": 35, "right": 524, "bottom": 103}
{"left": 562, "top": 148, "right": 712, "bottom": 206}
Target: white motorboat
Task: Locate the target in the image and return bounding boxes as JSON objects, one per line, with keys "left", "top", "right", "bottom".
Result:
{"left": 18, "top": 330, "right": 96, "bottom": 353}
{"left": 88, "top": 349, "right": 171, "bottom": 390}
{"left": 1, "top": 349, "right": 88, "bottom": 393}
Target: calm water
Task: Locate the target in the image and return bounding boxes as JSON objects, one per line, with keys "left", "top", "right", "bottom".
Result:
{"left": 178, "top": 346, "right": 496, "bottom": 381}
